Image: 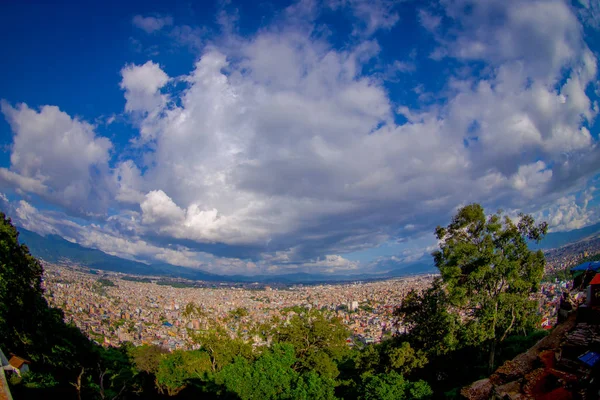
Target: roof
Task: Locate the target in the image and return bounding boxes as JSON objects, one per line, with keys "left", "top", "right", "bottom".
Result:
{"left": 590, "top": 273, "right": 600, "bottom": 285}
{"left": 579, "top": 351, "right": 600, "bottom": 367}
{"left": 8, "top": 356, "right": 30, "bottom": 370}
{"left": 571, "top": 261, "right": 600, "bottom": 272}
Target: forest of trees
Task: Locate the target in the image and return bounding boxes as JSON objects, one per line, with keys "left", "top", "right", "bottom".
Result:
{"left": 0, "top": 204, "right": 551, "bottom": 399}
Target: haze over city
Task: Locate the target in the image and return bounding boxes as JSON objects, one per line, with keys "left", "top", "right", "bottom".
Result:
{"left": 1, "top": 0, "right": 600, "bottom": 277}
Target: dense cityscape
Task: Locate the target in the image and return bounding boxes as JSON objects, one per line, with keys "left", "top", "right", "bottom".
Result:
{"left": 43, "top": 264, "right": 436, "bottom": 351}
{"left": 42, "top": 234, "right": 600, "bottom": 352}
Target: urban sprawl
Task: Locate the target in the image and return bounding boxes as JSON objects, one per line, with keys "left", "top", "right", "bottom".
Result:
{"left": 43, "top": 237, "right": 600, "bottom": 352}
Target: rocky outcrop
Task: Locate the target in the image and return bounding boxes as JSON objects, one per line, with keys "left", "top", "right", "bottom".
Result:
{"left": 461, "top": 309, "right": 599, "bottom": 400}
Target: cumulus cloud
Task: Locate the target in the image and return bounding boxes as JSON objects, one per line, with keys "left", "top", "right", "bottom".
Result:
{"left": 534, "top": 187, "right": 598, "bottom": 232}
{"left": 432, "top": 0, "right": 584, "bottom": 80}
{"left": 120, "top": 61, "right": 169, "bottom": 114}
{"left": 0, "top": 102, "right": 113, "bottom": 215}
{"left": 2, "top": 0, "right": 600, "bottom": 274}
{"left": 132, "top": 14, "right": 173, "bottom": 33}
{"left": 122, "top": 0, "right": 597, "bottom": 259}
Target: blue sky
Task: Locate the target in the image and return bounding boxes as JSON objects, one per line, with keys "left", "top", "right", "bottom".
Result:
{"left": 1, "top": 0, "right": 599, "bottom": 276}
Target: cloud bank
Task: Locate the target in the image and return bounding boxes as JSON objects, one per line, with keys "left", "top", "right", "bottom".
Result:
{"left": 1, "top": 0, "right": 599, "bottom": 275}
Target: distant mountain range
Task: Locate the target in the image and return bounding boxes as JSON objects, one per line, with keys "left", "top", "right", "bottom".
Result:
{"left": 16, "top": 227, "right": 433, "bottom": 284}
{"left": 17, "top": 221, "right": 598, "bottom": 284}
{"left": 16, "top": 228, "right": 226, "bottom": 280}
{"left": 530, "top": 222, "right": 600, "bottom": 250}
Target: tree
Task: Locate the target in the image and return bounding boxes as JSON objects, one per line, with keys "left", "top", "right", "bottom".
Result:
{"left": 131, "top": 345, "right": 169, "bottom": 376}
{"left": 0, "top": 212, "right": 47, "bottom": 354}
{"left": 384, "top": 342, "right": 428, "bottom": 375}
{"left": 358, "top": 371, "right": 432, "bottom": 400}
{"left": 154, "top": 350, "right": 212, "bottom": 396}
{"left": 183, "top": 303, "right": 254, "bottom": 372}
{"left": 87, "top": 345, "right": 138, "bottom": 399}
{"left": 353, "top": 341, "right": 427, "bottom": 376}
{"left": 431, "top": 204, "right": 547, "bottom": 372}
{"left": 0, "top": 213, "right": 95, "bottom": 377}
{"left": 273, "top": 309, "right": 350, "bottom": 379}
{"left": 395, "top": 280, "right": 461, "bottom": 357}
{"left": 217, "top": 344, "right": 336, "bottom": 400}
{"left": 217, "top": 343, "right": 298, "bottom": 399}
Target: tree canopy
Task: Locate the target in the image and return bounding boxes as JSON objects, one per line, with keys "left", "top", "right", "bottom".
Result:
{"left": 398, "top": 204, "right": 547, "bottom": 374}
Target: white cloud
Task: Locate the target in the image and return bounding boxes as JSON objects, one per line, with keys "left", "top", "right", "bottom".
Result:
{"left": 2, "top": 0, "right": 600, "bottom": 274}
{"left": 433, "top": 0, "right": 583, "bottom": 80}
{"left": 120, "top": 61, "right": 169, "bottom": 114}
{"left": 120, "top": 61, "right": 170, "bottom": 143}
{"left": 300, "top": 254, "right": 359, "bottom": 272}
{"left": 577, "top": 0, "right": 600, "bottom": 29}
{"left": 329, "top": 0, "right": 400, "bottom": 36}
{"left": 10, "top": 200, "right": 206, "bottom": 269}
{"left": 141, "top": 190, "right": 185, "bottom": 224}
{"left": 132, "top": 14, "right": 173, "bottom": 34}
{"left": 534, "top": 187, "right": 598, "bottom": 232}
{"left": 0, "top": 102, "right": 113, "bottom": 215}
{"left": 110, "top": 0, "right": 599, "bottom": 260}
{"left": 511, "top": 161, "right": 553, "bottom": 198}
{"left": 114, "top": 161, "right": 145, "bottom": 204}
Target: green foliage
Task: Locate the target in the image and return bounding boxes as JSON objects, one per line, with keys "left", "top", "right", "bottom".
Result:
{"left": 131, "top": 344, "right": 169, "bottom": 375}
{"left": 121, "top": 276, "right": 152, "bottom": 283}
{"left": 390, "top": 204, "right": 550, "bottom": 392}
{"left": 358, "top": 304, "right": 373, "bottom": 313}
{"left": 292, "top": 371, "right": 337, "bottom": 400}
{"left": 0, "top": 212, "right": 47, "bottom": 353}
{"left": 155, "top": 350, "right": 212, "bottom": 396}
{"left": 542, "top": 266, "right": 571, "bottom": 283}
{"left": 430, "top": 204, "right": 547, "bottom": 370}
{"left": 358, "top": 371, "right": 432, "bottom": 400}
{"left": 229, "top": 307, "right": 249, "bottom": 319}
{"left": 99, "top": 345, "right": 138, "bottom": 397}
{"left": 217, "top": 344, "right": 336, "bottom": 400}
{"left": 384, "top": 342, "right": 428, "bottom": 375}
{"left": 191, "top": 327, "right": 254, "bottom": 372}
{"left": 496, "top": 329, "right": 549, "bottom": 362}
{"left": 273, "top": 309, "right": 350, "bottom": 379}
{"left": 20, "top": 371, "right": 59, "bottom": 389}
{"left": 156, "top": 281, "right": 195, "bottom": 288}
{"left": 96, "top": 278, "right": 116, "bottom": 287}
{"left": 580, "top": 251, "right": 600, "bottom": 263}
{"left": 218, "top": 343, "right": 298, "bottom": 399}
{"left": 396, "top": 280, "right": 461, "bottom": 356}
{"left": 353, "top": 341, "right": 427, "bottom": 376}
{"left": 184, "top": 303, "right": 255, "bottom": 372}
{"left": 353, "top": 344, "right": 381, "bottom": 374}
{"left": 0, "top": 213, "right": 95, "bottom": 372}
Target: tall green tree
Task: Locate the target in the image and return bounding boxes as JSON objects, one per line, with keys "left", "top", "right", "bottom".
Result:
{"left": 395, "top": 280, "right": 461, "bottom": 357}
{"left": 431, "top": 204, "right": 547, "bottom": 372}
{"left": 0, "top": 213, "right": 94, "bottom": 370}
{"left": 273, "top": 309, "right": 350, "bottom": 379}
{"left": 0, "top": 212, "right": 47, "bottom": 353}
{"left": 154, "top": 350, "right": 212, "bottom": 396}
{"left": 358, "top": 371, "right": 432, "bottom": 400}
{"left": 217, "top": 344, "right": 336, "bottom": 400}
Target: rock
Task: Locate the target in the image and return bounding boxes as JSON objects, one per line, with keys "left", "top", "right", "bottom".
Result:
{"left": 461, "top": 378, "right": 493, "bottom": 400}
{"left": 494, "top": 380, "right": 522, "bottom": 399}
